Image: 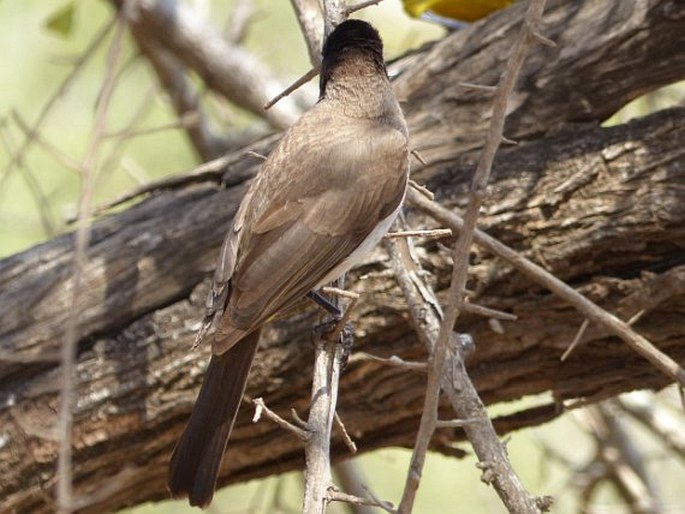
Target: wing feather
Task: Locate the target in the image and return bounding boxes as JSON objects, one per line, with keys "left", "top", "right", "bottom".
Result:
{"left": 212, "top": 105, "right": 408, "bottom": 353}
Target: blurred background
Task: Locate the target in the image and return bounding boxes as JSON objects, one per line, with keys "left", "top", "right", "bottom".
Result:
{"left": 1, "top": 1, "right": 683, "bottom": 513}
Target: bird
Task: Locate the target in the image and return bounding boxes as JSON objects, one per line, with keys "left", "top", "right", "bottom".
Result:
{"left": 403, "top": 0, "right": 514, "bottom": 23}
{"left": 167, "top": 19, "right": 409, "bottom": 508}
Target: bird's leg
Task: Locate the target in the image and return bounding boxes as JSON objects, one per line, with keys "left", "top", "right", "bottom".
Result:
{"left": 309, "top": 288, "right": 361, "bottom": 369}
{"left": 307, "top": 290, "right": 343, "bottom": 318}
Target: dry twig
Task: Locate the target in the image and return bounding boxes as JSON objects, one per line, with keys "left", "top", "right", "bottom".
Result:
{"left": 575, "top": 404, "right": 662, "bottom": 512}
{"left": 57, "top": 13, "right": 127, "bottom": 513}
{"left": 0, "top": 18, "right": 115, "bottom": 192}
{"left": 252, "top": 397, "right": 309, "bottom": 441}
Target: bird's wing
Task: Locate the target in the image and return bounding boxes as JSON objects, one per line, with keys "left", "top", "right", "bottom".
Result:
{"left": 212, "top": 114, "right": 408, "bottom": 353}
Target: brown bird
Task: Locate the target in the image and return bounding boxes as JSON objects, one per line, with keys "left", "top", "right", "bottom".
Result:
{"left": 167, "top": 19, "right": 409, "bottom": 508}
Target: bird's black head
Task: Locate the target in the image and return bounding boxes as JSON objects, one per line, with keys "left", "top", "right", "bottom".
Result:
{"left": 320, "top": 19, "right": 386, "bottom": 94}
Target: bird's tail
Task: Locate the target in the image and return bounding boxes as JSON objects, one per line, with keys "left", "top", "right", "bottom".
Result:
{"left": 167, "top": 329, "right": 261, "bottom": 508}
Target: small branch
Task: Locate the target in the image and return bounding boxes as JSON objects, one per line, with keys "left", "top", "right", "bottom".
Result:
{"left": 351, "top": 352, "right": 428, "bottom": 372}
{"left": 460, "top": 301, "right": 517, "bottom": 321}
{"left": 10, "top": 111, "right": 82, "bottom": 173}
{"left": 90, "top": 138, "right": 276, "bottom": 215}
{"left": 618, "top": 394, "right": 685, "bottom": 461}
{"left": 225, "top": 0, "right": 256, "bottom": 44}
{"left": 332, "top": 461, "right": 380, "bottom": 514}
{"left": 0, "top": 117, "right": 59, "bottom": 238}
{"left": 409, "top": 188, "right": 685, "bottom": 387}
{"left": 334, "top": 412, "right": 357, "bottom": 454}
{"left": 302, "top": 268, "right": 348, "bottom": 514}
{"left": 384, "top": 228, "right": 452, "bottom": 240}
{"left": 435, "top": 418, "right": 478, "bottom": 428}
{"left": 408, "top": 179, "right": 434, "bottom": 200}
{"left": 252, "top": 398, "right": 310, "bottom": 441}
{"left": 410, "top": 149, "right": 427, "bottom": 167}
{"left": 320, "top": 286, "right": 360, "bottom": 300}
{"left": 459, "top": 82, "right": 497, "bottom": 93}
{"left": 0, "top": 17, "right": 115, "bottom": 191}
{"left": 561, "top": 318, "right": 590, "bottom": 361}
{"left": 577, "top": 404, "right": 662, "bottom": 512}
{"left": 57, "top": 13, "right": 127, "bottom": 513}
{"left": 328, "top": 487, "right": 396, "bottom": 513}
{"left": 264, "top": 66, "right": 319, "bottom": 110}
{"left": 346, "top": 0, "right": 384, "bottom": 15}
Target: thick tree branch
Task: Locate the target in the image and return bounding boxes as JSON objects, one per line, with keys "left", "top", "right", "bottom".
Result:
{"left": 394, "top": 0, "right": 685, "bottom": 182}
{"left": 3, "top": 105, "right": 684, "bottom": 513}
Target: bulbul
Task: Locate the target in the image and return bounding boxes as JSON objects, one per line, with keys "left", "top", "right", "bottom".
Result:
{"left": 167, "top": 19, "right": 409, "bottom": 508}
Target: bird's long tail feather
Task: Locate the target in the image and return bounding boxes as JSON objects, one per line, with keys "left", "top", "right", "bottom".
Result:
{"left": 167, "top": 329, "right": 260, "bottom": 507}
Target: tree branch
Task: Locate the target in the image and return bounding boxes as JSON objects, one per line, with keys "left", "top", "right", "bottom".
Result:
{"left": 114, "top": 0, "right": 303, "bottom": 129}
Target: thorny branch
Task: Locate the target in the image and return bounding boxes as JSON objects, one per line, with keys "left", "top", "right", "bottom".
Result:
{"left": 396, "top": 1, "right": 550, "bottom": 512}
{"left": 408, "top": 189, "right": 685, "bottom": 388}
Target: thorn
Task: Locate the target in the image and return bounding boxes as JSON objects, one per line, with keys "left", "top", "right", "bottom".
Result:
{"left": 532, "top": 31, "right": 556, "bottom": 48}
{"left": 409, "top": 179, "right": 435, "bottom": 201}
{"left": 459, "top": 82, "right": 497, "bottom": 93}
{"left": 411, "top": 148, "right": 427, "bottom": 166}
{"left": 264, "top": 66, "right": 319, "bottom": 110}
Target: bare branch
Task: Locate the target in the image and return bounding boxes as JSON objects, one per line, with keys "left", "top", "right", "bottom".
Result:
{"left": 351, "top": 352, "right": 428, "bottom": 372}
{"left": 459, "top": 302, "right": 518, "bottom": 322}
{"left": 384, "top": 228, "right": 452, "bottom": 240}
{"left": 618, "top": 394, "right": 685, "bottom": 461}
{"left": 334, "top": 412, "right": 357, "bottom": 454}
{"left": 118, "top": 0, "right": 302, "bottom": 129}
{"left": 130, "top": 31, "right": 227, "bottom": 161}
{"left": 323, "top": 0, "right": 347, "bottom": 36}
{"left": 576, "top": 404, "right": 662, "bottom": 512}
{"left": 328, "top": 487, "right": 395, "bottom": 513}
{"left": 347, "top": 0, "right": 385, "bottom": 15}
{"left": 561, "top": 319, "right": 590, "bottom": 362}
{"left": 410, "top": 188, "right": 685, "bottom": 387}
{"left": 302, "top": 326, "right": 345, "bottom": 514}
{"left": 0, "top": 118, "right": 59, "bottom": 238}
{"left": 225, "top": 0, "right": 256, "bottom": 44}
{"left": 290, "top": 0, "right": 325, "bottom": 66}
{"left": 264, "top": 66, "right": 320, "bottom": 111}
{"left": 58, "top": 13, "right": 127, "bottom": 513}
{"left": 332, "top": 461, "right": 381, "bottom": 514}
{"left": 252, "top": 398, "right": 309, "bottom": 441}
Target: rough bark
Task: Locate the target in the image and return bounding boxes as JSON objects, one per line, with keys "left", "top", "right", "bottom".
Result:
{"left": 1, "top": 1, "right": 684, "bottom": 512}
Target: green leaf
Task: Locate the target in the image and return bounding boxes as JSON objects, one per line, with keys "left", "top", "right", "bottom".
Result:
{"left": 44, "top": 2, "right": 75, "bottom": 38}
